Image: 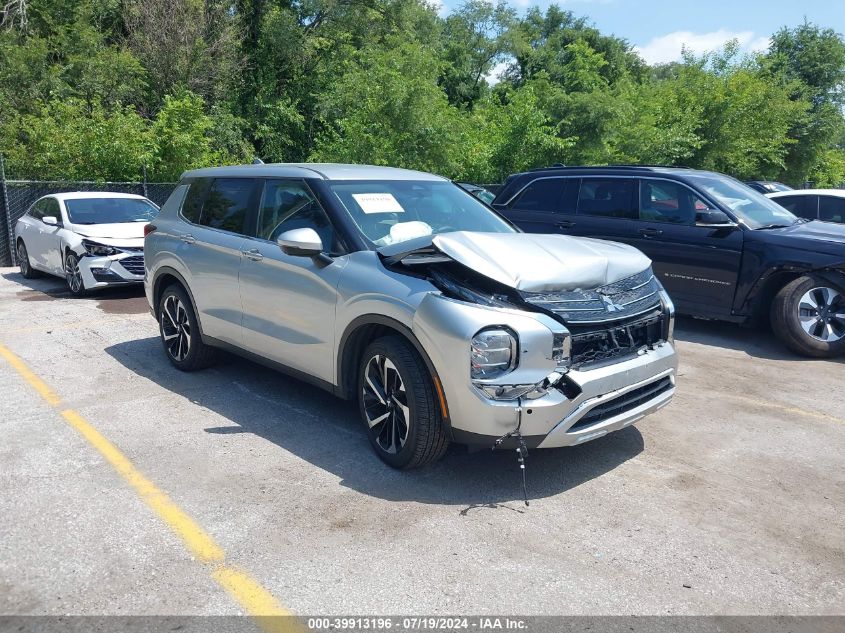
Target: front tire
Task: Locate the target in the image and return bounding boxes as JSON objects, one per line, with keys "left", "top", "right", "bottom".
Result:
{"left": 17, "top": 240, "right": 40, "bottom": 279}
{"left": 64, "top": 251, "right": 87, "bottom": 296}
{"left": 771, "top": 275, "right": 845, "bottom": 358}
{"left": 357, "top": 336, "right": 449, "bottom": 469}
{"left": 158, "top": 285, "right": 216, "bottom": 371}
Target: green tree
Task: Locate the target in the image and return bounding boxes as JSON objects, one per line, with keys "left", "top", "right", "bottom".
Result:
{"left": 310, "top": 39, "right": 464, "bottom": 175}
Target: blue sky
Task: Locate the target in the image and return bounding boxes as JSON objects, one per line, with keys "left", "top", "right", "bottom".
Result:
{"left": 439, "top": 0, "right": 845, "bottom": 64}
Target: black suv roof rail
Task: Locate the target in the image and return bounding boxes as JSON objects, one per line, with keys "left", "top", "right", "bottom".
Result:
{"left": 527, "top": 164, "right": 693, "bottom": 173}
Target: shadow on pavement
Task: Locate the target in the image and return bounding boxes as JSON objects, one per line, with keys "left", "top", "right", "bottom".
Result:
{"left": 2, "top": 270, "right": 147, "bottom": 313}
{"left": 673, "top": 315, "right": 842, "bottom": 363}
{"left": 105, "top": 335, "right": 645, "bottom": 508}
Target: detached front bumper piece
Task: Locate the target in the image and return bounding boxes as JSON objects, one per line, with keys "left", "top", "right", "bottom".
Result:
{"left": 78, "top": 252, "right": 145, "bottom": 289}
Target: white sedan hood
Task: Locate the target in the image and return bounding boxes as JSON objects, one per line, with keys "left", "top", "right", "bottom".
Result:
{"left": 69, "top": 222, "right": 147, "bottom": 248}
{"left": 430, "top": 231, "right": 651, "bottom": 292}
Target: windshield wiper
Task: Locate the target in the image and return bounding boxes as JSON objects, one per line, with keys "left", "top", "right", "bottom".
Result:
{"left": 757, "top": 223, "right": 792, "bottom": 230}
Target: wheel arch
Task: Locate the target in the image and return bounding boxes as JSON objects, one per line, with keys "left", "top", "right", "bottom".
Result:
{"left": 336, "top": 315, "right": 451, "bottom": 431}
{"left": 748, "top": 266, "right": 845, "bottom": 325}
{"left": 151, "top": 267, "right": 205, "bottom": 336}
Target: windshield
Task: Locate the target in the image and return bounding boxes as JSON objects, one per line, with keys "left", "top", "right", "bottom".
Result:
{"left": 65, "top": 198, "right": 159, "bottom": 225}
{"left": 327, "top": 180, "right": 515, "bottom": 247}
{"left": 686, "top": 174, "right": 798, "bottom": 229}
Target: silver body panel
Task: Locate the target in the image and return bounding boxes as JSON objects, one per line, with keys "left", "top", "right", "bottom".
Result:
{"left": 145, "top": 164, "right": 678, "bottom": 448}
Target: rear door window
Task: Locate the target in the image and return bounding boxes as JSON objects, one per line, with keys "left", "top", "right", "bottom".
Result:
{"left": 576, "top": 178, "right": 637, "bottom": 219}
{"left": 510, "top": 178, "right": 566, "bottom": 212}
{"left": 819, "top": 196, "right": 845, "bottom": 223}
{"left": 199, "top": 178, "right": 258, "bottom": 234}
{"left": 772, "top": 194, "right": 818, "bottom": 219}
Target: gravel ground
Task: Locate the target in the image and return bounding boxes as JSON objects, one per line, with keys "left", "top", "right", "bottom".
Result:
{"left": 0, "top": 268, "right": 843, "bottom": 618}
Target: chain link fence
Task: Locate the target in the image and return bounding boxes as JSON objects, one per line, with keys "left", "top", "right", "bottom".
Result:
{"left": 0, "top": 158, "right": 176, "bottom": 266}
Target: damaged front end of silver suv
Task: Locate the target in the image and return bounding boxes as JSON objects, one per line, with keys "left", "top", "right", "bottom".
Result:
{"left": 380, "top": 230, "right": 677, "bottom": 433}
{"left": 379, "top": 230, "right": 677, "bottom": 503}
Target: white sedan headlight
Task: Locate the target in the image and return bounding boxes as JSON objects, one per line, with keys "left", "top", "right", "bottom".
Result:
{"left": 82, "top": 239, "right": 120, "bottom": 257}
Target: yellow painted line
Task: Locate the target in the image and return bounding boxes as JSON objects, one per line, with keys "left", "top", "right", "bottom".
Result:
{"left": 59, "top": 409, "right": 224, "bottom": 563}
{"left": 0, "top": 343, "right": 301, "bottom": 627}
{"left": 0, "top": 344, "right": 61, "bottom": 406}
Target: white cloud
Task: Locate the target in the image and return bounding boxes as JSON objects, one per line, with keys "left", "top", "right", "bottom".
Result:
{"left": 485, "top": 61, "right": 509, "bottom": 85}
{"left": 634, "top": 29, "right": 770, "bottom": 65}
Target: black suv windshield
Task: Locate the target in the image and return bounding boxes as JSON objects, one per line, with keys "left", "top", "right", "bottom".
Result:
{"left": 327, "top": 180, "right": 515, "bottom": 246}
{"left": 65, "top": 198, "right": 159, "bottom": 225}
{"left": 686, "top": 174, "right": 798, "bottom": 229}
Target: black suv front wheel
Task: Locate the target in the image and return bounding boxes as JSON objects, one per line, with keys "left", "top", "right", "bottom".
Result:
{"left": 357, "top": 336, "right": 449, "bottom": 469}
{"left": 772, "top": 275, "right": 845, "bottom": 358}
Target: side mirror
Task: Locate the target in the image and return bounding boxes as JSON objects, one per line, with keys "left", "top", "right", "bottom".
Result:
{"left": 277, "top": 227, "right": 323, "bottom": 257}
{"left": 42, "top": 216, "right": 59, "bottom": 226}
{"left": 695, "top": 210, "right": 736, "bottom": 228}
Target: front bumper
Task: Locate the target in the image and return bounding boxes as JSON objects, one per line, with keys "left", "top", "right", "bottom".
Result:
{"left": 413, "top": 294, "right": 677, "bottom": 450}
{"left": 78, "top": 252, "right": 145, "bottom": 290}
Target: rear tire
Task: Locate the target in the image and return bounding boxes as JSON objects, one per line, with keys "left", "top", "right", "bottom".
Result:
{"left": 158, "top": 284, "right": 217, "bottom": 371}
{"left": 771, "top": 275, "right": 845, "bottom": 358}
{"left": 357, "top": 336, "right": 449, "bottom": 469}
{"left": 17, "top": 240, "right": 40, "bottom": 279}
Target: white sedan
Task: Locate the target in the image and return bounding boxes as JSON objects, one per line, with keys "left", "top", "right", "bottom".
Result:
{"left": 14, "top": 192, "right": 159, "bottom": 295}
{"left": 766, "top": 189, "right": 845, "bottom": 225}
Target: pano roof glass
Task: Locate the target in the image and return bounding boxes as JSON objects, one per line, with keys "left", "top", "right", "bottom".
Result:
{"left": 686, "top": 174, "right": 799, "bottom": 229}
{"left": 327, "top": 180, "right": 515, "bottom": 246}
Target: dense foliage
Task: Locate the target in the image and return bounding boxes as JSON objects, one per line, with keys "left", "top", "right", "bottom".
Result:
{"left": 1, "top": 0, "right": 844, "bottom": 185}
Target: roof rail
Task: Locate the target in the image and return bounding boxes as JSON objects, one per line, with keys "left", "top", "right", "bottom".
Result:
{"left": 529, "top": 163, "right": 692, "bottom": 172}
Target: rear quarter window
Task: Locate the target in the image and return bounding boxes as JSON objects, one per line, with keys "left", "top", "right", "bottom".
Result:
{"left": 181, "top": 178, "right": 212, "bottom": 223}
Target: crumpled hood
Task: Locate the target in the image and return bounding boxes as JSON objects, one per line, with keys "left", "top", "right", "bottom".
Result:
{"left": 391, "top": 231, "right": 651, "bottom": 292}
{"left": 69, "top": 222, "right": 147, "bottom": 241}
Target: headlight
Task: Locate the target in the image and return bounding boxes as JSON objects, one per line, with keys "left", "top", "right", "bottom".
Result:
{"left": 552, "top": 332, "right": 571, "bottom": 371}
{"left": 82, "top": 239, "right": 119, "bottom": 257}
{"left": 470, "top": 328, "right": 517, "bottom": 380}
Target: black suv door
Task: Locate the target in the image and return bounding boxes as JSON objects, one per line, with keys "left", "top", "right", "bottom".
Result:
{"left": 496, "top": 177, "right": 579, "bottom": 233}
{"left": 629, "top": 178, "right": 744, "bottom": 318}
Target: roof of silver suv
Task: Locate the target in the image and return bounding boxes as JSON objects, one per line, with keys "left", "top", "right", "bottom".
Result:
{"left": 182, "top": 163, "right": 447, "bottom": 181}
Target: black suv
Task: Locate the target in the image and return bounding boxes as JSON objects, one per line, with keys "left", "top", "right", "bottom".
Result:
{"left": 493, "top": 166, "right": 845, "bottom": 358}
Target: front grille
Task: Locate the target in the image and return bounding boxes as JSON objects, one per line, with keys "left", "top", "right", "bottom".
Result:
{"left": 568, "top": 310, "right": 666, "bottom": 369}
{"left": 120, "top": 255, "right": 144, "bottom": 275}
{"left": 521, "top": 268, "right": 662, "bottom": 324}
{"left": 568, "top": 376, "right": 673, "bottom": 432}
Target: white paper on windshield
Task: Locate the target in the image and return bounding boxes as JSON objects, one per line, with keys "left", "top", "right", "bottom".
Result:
{"left": 352, "top": 193, "right": 404, "bottom": 214}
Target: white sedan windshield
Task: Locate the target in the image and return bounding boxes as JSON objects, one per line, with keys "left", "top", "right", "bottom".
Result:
{"left": 327, "top": 180, "right": 515, "bottom": 246}
{"left": 65, "top": 198, "right": 159, "bottom": 225}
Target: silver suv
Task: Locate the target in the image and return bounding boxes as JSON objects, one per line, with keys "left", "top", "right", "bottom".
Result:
{"left": 144, "top": 164, "right": 678, "bottom": 468}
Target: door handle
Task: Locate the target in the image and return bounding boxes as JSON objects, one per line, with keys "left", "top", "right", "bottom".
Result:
{"left": 639, "top": 228, "right": 663, "bottom": 238}
{"left": 555, "top": 221, "right": 575, "bottom": 230}
{"left": 241, "top": 248, "right": 264, "bottom": 262}
{"left": 180, "top": 234, "right": 196, "bottom": 244}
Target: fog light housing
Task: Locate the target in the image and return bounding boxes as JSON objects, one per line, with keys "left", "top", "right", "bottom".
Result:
{"left": 470, "top": 328, "right": 517, "bottom": 380}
